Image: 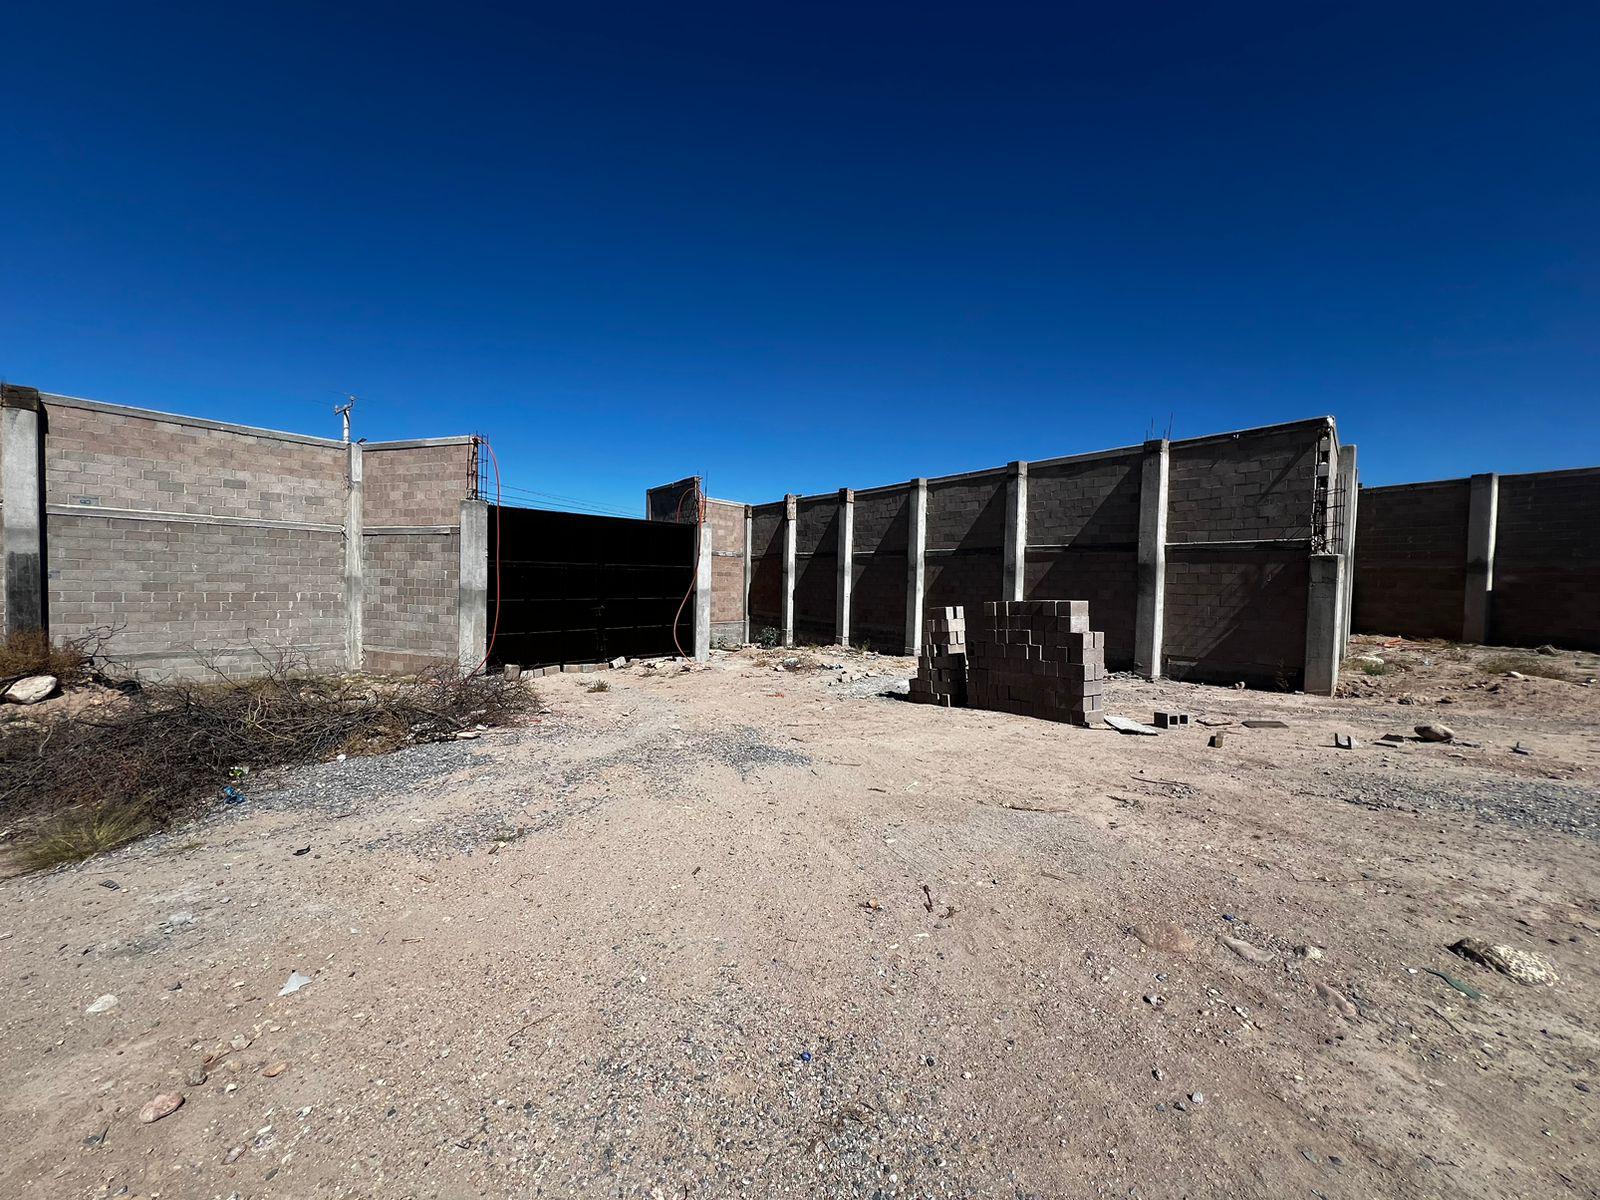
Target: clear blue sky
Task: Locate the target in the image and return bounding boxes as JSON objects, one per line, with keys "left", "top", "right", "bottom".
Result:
{"left": 3, "top": 2, "right": 1596, "bottom": 513}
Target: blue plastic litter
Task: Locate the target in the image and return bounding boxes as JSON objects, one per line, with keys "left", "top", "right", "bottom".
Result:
{"left": 799, "top": 1050, "right": 812, "bottom": 1063}
{"left": 223, "top": 786, "right": 246, "bottom": 804}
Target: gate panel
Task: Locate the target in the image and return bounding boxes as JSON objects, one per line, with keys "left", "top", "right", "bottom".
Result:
{"left": 487, "top": 505, "right": 696, "bottom": 666}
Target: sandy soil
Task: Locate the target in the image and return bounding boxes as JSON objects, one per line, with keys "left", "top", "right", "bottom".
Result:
{"left": 2, "top": 636, "right": 1598, "bottom": 1200}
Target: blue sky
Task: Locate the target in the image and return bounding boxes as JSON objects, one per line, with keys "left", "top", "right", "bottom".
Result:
{"left": 2, "top": 2, "right": 1596, "bottom": 512}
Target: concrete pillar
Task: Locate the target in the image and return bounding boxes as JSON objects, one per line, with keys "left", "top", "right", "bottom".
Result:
{"left": 1003, "top": 461, "right": 1028, "bottom": 602}
{"left": 1336, "top": 444, "right": 1358, "bottom": 656}
{"left": 458, "top": 498, "right": 489, "bottom": 671}
{"left": 742, "top": 505, "right": 753, "bottom": 645}
{"left": 1304, "top": 552, "right": 1345, "bottom": 695}
{"left": 1133, "top": 439, "right": 1169, "bottom": 679}
{"left": 1, "top": 385, "right": 46, "bottom": 637}
{"left": 835, "top": 488, "right": 854, "bottom": 646}
{"left": 344, "top": 442, "right": 365, "bottom": 671}
{"left": 1463, "top": 472, "right": 1498, "bottom": 645}
{"left": 904, "top": 478, "right": 928, "bottom": 656}
{"left": 781, "top": 494, "right": 797, "bottom": 648}
{"left": 693, "top": 515, "right": 712, "bottom": 661}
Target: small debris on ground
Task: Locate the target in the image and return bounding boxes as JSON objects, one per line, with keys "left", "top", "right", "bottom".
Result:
{"left": 278, "top": 971, "right": 312, "bottom": 996}
{"left": 1105, "top": 715, "right": 1160, "bottom": 736}
{"left": 1218, "top": 934, "right": 1275, "bottom": 964}
{"left": 1448, "top": 938, "right": 1560, "bottom": 986}
{"left": 138, "top": 1093, "right": 183, "bottom": 1124}
{"left": 1414, "top": 723, "right": 1454, "bottom": 743}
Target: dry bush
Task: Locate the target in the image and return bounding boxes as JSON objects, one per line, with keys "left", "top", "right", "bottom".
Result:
{"left": 0, "top": 656, "right": 533, "bottom": 870}
{"left": 0, "top": 628, "right": 116, "bottom": 689}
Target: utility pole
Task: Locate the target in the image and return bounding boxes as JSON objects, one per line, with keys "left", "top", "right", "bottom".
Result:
{"left": 334, "top": 396, "right": 356, "bottom": 442}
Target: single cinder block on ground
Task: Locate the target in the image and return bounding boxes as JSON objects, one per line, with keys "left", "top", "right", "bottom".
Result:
{"left": 1153, "top": 711, "right": 1190, "bottom": 729}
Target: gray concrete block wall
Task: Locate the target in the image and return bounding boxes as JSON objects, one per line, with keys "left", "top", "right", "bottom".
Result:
{"left": 1166, "top": 426, "right": 1319, "bottom": 543}
{"left": 48, "top": 515, "right": 346, "bottom": 673}
{"left": 362, "top": 531, "right": 461, "bottom": 672}
{"left": 0, "top": 388, "right": 479, "bottom": 677}
{"left": 922, "top": 473, "right": 1006, "bottom": 620}
{"left": 45, "top": 400, "right": 347, "bottom": 524}
{"left": 1163, "top": 548, "right": 1310, "bottom": 687}
{"left": 1351, "top": 480, "right": 1469, "bottom": 640}
{"left": 363, "top": 442, "right": 475, "bottom": 528}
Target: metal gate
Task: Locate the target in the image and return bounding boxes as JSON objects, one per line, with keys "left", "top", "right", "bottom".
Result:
{"left": 486, "top": 505, "right": 696, "bottom": 667}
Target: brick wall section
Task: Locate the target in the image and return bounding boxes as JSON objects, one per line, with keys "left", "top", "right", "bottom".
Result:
{"left": 1167, "top": 427, "right": 1319, "bottom": 543}
{"left": 794, "top": 495, "right": 839, "bottom": 642}
{"left": 362, "top": 531, "right": 460, "bottom": 672}
{"left": 49, "top": 515, "right": 346, "bottom": 673}
{"left": 1023, "top": 453, "right": 1141, "bottom": 668}
{"left": 851, "top": 487, "right": 910, "bottom": 651}
{"left": 1492, "top": 469, "right": 1600, "bottom": 650}
{"left": 1163, "top": 548, "right": 1310, "bottom": 687}
{"left": 747, "top": 504, "right": 785, "bottom": 636}
{"left": 924, "top": 473, "right": 1005, "bottom": 620}
{"left": 45, "top": 403, "right": 346, "bottom": 524}
{"left": 363, "top": 443, "right": 474, "bottom": 527}
{"left": 1351, "top": 480, "right": 1469, "bottom": 640}
{"left": 705, "top": 499, "right": 747, "bottom": 645}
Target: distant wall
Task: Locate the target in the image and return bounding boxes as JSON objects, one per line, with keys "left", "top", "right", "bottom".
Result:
{"left": 717, "top": 417, "right": 1338, "bottom": 688}
{"left": 1354, "top": 466, "right": 1600, "bottom": 651}
{"left": 704, "top": 498, "right": 747, "bottom": 646}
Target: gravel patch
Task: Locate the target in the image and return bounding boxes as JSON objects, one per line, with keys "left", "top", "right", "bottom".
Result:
{"left": 1330, "top": 765, "right": 1600, "bottom": 840}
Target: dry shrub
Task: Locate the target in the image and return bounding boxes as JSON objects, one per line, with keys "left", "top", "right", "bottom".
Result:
{"left": 0, "top": 628, "right": 112, "bottom": 689}
{"left": 0, "top": 657, "right": 532, "bottom": 870}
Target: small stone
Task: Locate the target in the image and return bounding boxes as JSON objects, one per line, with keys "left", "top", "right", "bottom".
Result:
{"left": 1131, "top": 923, "right": 1196, "bottom": 953}
{"left": 224, "top": 1146, "right": 244, "bottom": 1163}
{"left": 3, "top": 675, "right": 57, "bottom": 705}
{"left": 262, "top": 1061, "right": 288, "bottom": 1078}
{"left": 229, "top": 1035, "right": 252, "bottom": 1052}
{"left": 1295, "top": 944, "right": 1325, "bottom": 960}
{"left": 185, "top": 1067, "right": 207, "bottom": 1086}
{"left": 1414, "top": 723, "right": 1454, "bottom": 743}
{"left": 1507, "top": 670, "right": 1526, "bottom": 680}
{"left": 1219, "top": 934, "right": 1275, "bottom": 964}
{"left": 1189, "top": 1092, "right": 1206, "bottom": 1105}
{"left": 1315, "top": 982, "right": 1358, "bottom": 1018}
{"left": 85, "top": 994, "right": 118, "bottom": 1015}
{"left": 138, "top": 1093, "right": 184, "bottom": 1123}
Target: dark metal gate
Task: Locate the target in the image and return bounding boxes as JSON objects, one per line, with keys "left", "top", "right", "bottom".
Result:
{"left": 486, "top": 505, "right": 696, "bottom": 667}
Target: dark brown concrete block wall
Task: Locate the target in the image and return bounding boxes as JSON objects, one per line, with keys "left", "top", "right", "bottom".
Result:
{"left": 1354, "top": 467, "right": 1600, "bottom": 651}
{"left": 733, "top": 418, "right": 1336, "bottom": 688}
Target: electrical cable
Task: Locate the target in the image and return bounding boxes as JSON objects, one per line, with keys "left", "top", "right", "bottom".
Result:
{"left": 670, "top": 481, "right": 705, "bottom": 659}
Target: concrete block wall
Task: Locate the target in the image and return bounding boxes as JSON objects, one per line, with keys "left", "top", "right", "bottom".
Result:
{"left": 793, "top": 495, "right": 840, "bottom": 643}
{"left": 40, "top": 394, "right": 350, "bottom": 673}
{"left": 727, "top": 415, "right": 1345, "bottom": 692}
{"left": 1023, "top": 450, "right": 1141, "bottom": 669}
{"left": 704, "top": 498, "right": 747, "bottom": 646}
{"left": 850, "top": 485, "right": 911, "bottom": 651}
{"left": 1354, "top": 466, "right": 1600, "bottom": 651}
{"left": 361, "top": 440, "right": 477, "bottom": 672}
{"left": 1350, "top": 480, "right": 1469, "bottom": 640}
{"left": 1162, "top": 425, "right": 1325, "bottom": 686}
{"left": 0, "top": 386, "right": 480, "bottom": 677}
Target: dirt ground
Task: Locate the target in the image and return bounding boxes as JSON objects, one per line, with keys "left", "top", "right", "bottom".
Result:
{"left": 2, "top": 635, "right": 1598, "bottom": 1200}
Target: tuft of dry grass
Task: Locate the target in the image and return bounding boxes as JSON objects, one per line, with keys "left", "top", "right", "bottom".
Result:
{"left": 586, "top": 679, "right": 612, "bottom": 693}
{"left": 1478, "top": 653, "right": 1573, "bottom": 681}
{"left": 13, "top": 806, "right": 153, "bottom": 872}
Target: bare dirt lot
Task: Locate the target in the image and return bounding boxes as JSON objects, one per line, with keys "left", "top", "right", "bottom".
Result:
{"left": 3, "top": 637, "right": 1598, "bottom": 1199}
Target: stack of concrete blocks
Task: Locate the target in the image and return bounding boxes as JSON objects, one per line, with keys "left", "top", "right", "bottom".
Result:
{"left": 967, "top": 600, "right": 1106, "bottom": 725}
{"left": 908, "top": 606, "right": 968, "bottom": 707}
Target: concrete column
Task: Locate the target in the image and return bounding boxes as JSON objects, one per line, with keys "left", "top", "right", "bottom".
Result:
{"left": 1304, "top": 552, "right": 1346, "bottom": 695}
{"left": 344, "top": 442, "right": 365, "bottom": 670}
{"left": 904, "top": 478, "right": 928, "bottom": 655}
{"left": 458, "top": 499, "right": 489, "bottom": 671}
{"left": 835, "top": 488, "right": 854, "bottom": 646}
{"left": 1, "top": 385, "right": 46, "bottom": 637}
{"left": 742, "top": 505, "right": 753, "bottom": 645}
{"left": 1463, "top": 471, "right": 1498, "bottom": 644}
{"left": 1133, "top": 439, "right": 1169, "bottom": 679}
{"left": 693, "top": 515, "right": 713, "bottom": 661}
{"left": 781, "top": 494, "right": 797, "bottom": 648}
{"left": 1336, "top": 444, "right": 1358, "bottom": 655}
{"left": 1003, "top": 460, "right": 1028, "bottom": 602}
